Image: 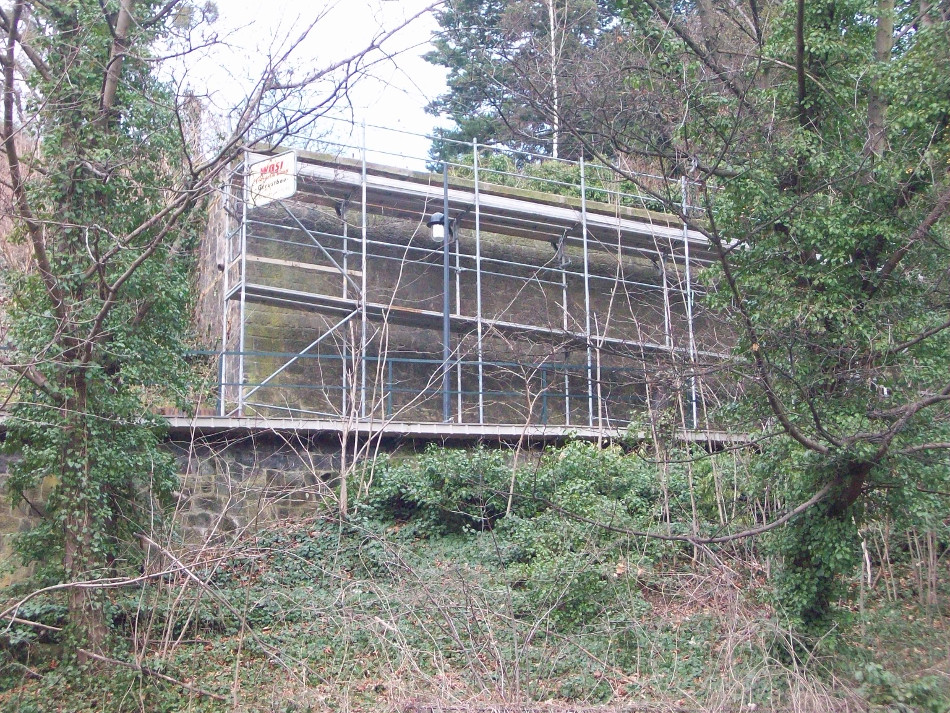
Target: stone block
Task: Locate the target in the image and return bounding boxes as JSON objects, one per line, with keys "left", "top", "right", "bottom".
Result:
{"left": 184, "top": 512, "right": 212, "bottom": 529}
{"left": 195, "top": 497, "right": 222, "bottom": 512}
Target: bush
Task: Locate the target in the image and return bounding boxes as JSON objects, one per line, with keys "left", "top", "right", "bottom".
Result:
{"left": 360, "top": 445, "right": 512, "bottom": 536}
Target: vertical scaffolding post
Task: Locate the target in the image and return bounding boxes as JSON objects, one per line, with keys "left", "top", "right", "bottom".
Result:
{"left": 660, "top": 253, "right": 671, "bottom": 349}
{"left": 580, "top": 157, "right": 594, "bottom": 428}
{"left": 442, "top": 163, "right": 452, "bottom": 423}
{"left": 473, "top": 139, "right": 485, "bottom": 424}
{"left": 238, "top": 150, "right": 249, "bottom": 417}
{"left": 386, "top": 359, "right": 393, "bottom": 418}
{"left": 217, "top": 352, "right": 225, "bottom": 416}
{"left": 561, "top": 235, "right": 570, "bottom": 426}
{"left": 455, "top": 207, "right": 462, "bottom": 422}
{"left": 360, "top": 122, "right": 368, "bottom": 419}
{"left": 540, "top": 366, "right": 548, "bottom": 424}
{"left": 682, "top": 176, "right": 698, "bottom": 429}
{"left": 594, "top": 312, "right": 604, "bottom": 431}
{"left": 341, "top": 199, "right": 349, "bottom": 416}
{"left": 219, "top": 172, "right": 233, "bottom": 417}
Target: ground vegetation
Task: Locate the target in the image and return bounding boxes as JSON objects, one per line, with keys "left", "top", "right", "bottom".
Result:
{"left": 0, "top": 443, "right": 947, "bottom": 711}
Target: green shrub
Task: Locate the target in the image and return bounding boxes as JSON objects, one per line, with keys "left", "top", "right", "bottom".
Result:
{"left": 361, "top": 445, "right": 512, "bottom": 535}
{"left": 855, "top": 663, "right": 950, "bottom": 713}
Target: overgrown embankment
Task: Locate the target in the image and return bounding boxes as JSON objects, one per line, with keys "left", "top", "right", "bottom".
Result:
{"left": 0, "top": 442, "right": 947, "bottom": 712}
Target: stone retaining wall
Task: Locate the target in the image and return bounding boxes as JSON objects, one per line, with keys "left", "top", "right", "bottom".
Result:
{"left": 168, "top": 431, "right": 343, "bottom": 542}
{"left": 0, "top": 431, "right": 351, "bottom": 583}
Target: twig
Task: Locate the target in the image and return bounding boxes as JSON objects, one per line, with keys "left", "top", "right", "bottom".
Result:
{"left": 8, "top": 661, "right": 42, "bottom": 680}
{"left": 4, "top": 616, "right": 61, "bottom": 633}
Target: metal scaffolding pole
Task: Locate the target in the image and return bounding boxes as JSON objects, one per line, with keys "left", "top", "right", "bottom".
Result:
{"left": 238, "top": 150, "right": 249, "bottom": 416}
{"left": 442, "top": 163, "right": 452, "bottom": 423}
{"left": 580, "top": 157, "right": 594, "bottom": 428}
{"left": 455, "top": 208, "right": 462, "bottom": 422}
{"left": 360, "top": 122, "right": 368, "bottom": 419}
{"left": 219, "top": 172, "right": 235, "bottom": 417}
{"left": 473, "top": 139, "right": 485, "bottom": 425}
{"left": 561, "top": 230, "right": 571, "bottom": 426}
{"left": 594, "top": 312, "right": 604, "bottom": 431}
{"left": 682, "top": 177, "right": 698, "bottom": 429}
{"left": 341, "top": 199, "right": 349, "bottom": 416}
{"left": 660, "top": 254, "right": 671, "bottom": 350}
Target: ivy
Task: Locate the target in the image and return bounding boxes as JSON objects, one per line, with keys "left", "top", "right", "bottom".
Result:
{"left": 0, "top": 1, "right": 202, "bottom": 645}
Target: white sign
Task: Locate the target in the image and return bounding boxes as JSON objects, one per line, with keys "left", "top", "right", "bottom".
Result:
{"left": 247, "top": 151, "right": 297, "bottom": 207}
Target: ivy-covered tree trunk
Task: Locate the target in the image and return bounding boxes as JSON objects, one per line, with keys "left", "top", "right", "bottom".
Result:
{"left": 0, "top": 0, "right": 422, "bottom": 651}
{"left": 0, "top": 0, "right": 197, "bottom": 651}
{"left": 61, "top": 378, "right": 107, "bottom": 651}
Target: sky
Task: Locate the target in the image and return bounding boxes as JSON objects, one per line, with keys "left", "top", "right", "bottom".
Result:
{"left": 178, "top": 0, "right": 448, "bottom": 167}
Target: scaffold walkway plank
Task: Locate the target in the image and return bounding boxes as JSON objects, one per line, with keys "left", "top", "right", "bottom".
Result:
{"left": 163, "top": 415, "right": 750, "bottom": 445}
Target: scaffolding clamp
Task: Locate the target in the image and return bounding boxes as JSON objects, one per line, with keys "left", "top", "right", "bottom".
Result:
{"left": 552, "top": 228, "right": 571, "bottom": 267}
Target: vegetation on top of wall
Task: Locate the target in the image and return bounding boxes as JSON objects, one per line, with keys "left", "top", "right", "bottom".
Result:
{"left": 448, "top": 152, "right": 674, "bottom": 213}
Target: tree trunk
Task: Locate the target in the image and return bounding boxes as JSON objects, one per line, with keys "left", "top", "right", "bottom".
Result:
{"left": 866, "top": 0, "right": 894, "bottom": 157}
{"left": 546, "top": 0, "right": 559, "bottom": 159}
{"left": 97, "top": 0, "right": 135, "bottom": 129}
{"left": 65, "top": 506, "right": 109, "bottom": 655}
{"left": 63, "top": 374, "right": 108, "bottom": 654}
{"left": 695, "top": 0, "right": 726, "bottom": 65}
{"left": 828, "top": 460, "right": 872, "bottom": 517}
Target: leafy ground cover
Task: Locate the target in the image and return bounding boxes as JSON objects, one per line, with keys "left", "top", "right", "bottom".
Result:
{"left": 0, "top": 443, "right": 947, "bottom": 712}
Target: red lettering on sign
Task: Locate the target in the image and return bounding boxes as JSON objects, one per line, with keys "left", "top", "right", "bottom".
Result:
{"left": 259, "top": 161, "right": 284, "bottom": 175}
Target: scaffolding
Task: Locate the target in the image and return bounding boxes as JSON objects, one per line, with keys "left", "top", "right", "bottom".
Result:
{"left": 215, "top": 122, "right": 719, "bottom": 431}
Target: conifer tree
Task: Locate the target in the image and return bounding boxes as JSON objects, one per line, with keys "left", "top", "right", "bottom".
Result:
{"left": 425, "top": 0, "right": 619, "bottom": 160}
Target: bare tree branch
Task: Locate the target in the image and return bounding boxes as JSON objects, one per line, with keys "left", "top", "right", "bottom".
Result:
{"left": 0, "top": 6, "right": 52, "bottom": 81}
{"left": 1, "top": 1, "right": 66, "bottom": 321}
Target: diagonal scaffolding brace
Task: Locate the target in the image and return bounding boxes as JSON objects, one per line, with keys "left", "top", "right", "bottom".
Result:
{"left": 279, "top": 201, "right": 363, "bottom": 296}
{"left": 241, "top": 309, "right": 360, "bottom": 403}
